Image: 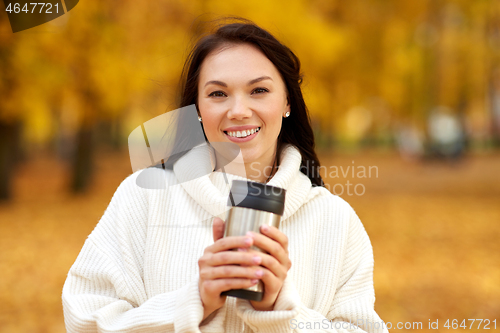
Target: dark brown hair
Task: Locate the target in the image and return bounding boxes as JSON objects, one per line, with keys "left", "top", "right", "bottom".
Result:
{"left": 177, "top": 18, "right": 324, "bottom": 187}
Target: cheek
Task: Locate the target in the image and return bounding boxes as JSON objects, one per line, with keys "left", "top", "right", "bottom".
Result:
{"left": 202, "top": 118, "right": 218, "bottom": 137}
{"left": 266, "top": 102, "right": 284, "bottom": 131}
{"left": 199, "top": 106, "right": 220, "bottom": 139}
{"left": 272, "top": 121, "right": 283, "bottom": 139}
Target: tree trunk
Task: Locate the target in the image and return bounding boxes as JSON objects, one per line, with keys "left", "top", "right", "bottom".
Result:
{"left": 71, "top": 125, "right": 93, "bottom": 193}
{"left": 0, "top": 120, "right": 21, "bottom": 200}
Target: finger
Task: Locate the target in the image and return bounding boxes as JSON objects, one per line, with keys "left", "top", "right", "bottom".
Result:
{"left": 246, "top": 231, "right": 288, "bottom": 266}
{"left": 212, "top": 217, "right": 226, "bottom": 242}
{"left": 201, "top": 278, "right": 259, "bottom": 295}
{"left": 253, "top": 267, "right": 281, "bottom": 295}
{"left": 246, "top": 250, "right": 287, "bottom": 280}
{"left": 200, "top": 264, "right": 264, "bottom": 281}
{"left": 228, "top": 247, "right": 287, "bottom": 281}
{"left": 208, "top": 250, "right": 263, "bottom": 267}
{"left": 206, "top": 235, "right": 253, "bottom": 254}
{"left": 259, "top": 225, "right": 289, "bottom": 253}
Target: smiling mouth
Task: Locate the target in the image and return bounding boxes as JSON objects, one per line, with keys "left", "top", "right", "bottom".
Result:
{"left": 223, "top": 127, "right": 261, "bottom": 138}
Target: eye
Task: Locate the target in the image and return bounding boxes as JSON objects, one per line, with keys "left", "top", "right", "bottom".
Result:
{"left": 252, "top": 87, "right": 269, "bottom": 94}
{"left": 208, "top": 91, "right": 227, "bottom": 97}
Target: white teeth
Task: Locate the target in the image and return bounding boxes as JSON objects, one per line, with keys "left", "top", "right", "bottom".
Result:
{"left": 226, "top": 127, "right": 260, "bottom": 138}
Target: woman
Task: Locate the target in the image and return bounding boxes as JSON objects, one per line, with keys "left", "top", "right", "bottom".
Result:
{"left": 62, "top": 19, "right": 388, "bottom": 333}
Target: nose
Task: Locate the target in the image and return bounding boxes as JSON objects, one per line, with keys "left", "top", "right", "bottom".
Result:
{"left": 227, "top": 96, "right": 252, "bottom": 120}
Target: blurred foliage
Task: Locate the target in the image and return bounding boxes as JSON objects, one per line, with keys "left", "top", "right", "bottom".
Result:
{"left": 1, "top": 2, "right": 499, "bottom": 330}
{"left": 1, "top": 0, "right": 499, "bottom": 150}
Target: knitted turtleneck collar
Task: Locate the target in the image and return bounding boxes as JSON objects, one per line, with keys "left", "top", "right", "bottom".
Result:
{"left": 172, "top": 143, "right": 313, "bottom": 221}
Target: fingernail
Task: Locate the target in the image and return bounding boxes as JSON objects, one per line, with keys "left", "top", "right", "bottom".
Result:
{"left": 238, "top": 247, "right": 248, "bottom": 252}
{"left": 245, "top": 237, "right": 252, "bottom": 245}
{"left": 255, "top": 270, "right": 263, "bottom": 277}
{"left": 261, "top": 225, "right": 269, "bottom": 232}
{"left": 251, "top": 279, "right": 259, "bottom": 284}
{"left": 252, "top": 256, "right": 261, "bottom": 264}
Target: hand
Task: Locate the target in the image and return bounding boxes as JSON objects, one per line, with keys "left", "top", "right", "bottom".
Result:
{"left": 246, "top": 224, "right": 292, "bottom": 311}
{"left": 198, "top": 217, "right": 265, "bottom": 321}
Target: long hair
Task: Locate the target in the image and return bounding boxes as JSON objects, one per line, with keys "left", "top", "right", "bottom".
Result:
{"left": 175, "top": 18, "right": 324, "bottom": 187}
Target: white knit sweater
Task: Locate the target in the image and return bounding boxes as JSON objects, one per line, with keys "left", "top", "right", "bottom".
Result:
{"left": 62, "top": 144, "right": 388, "bottom": 333}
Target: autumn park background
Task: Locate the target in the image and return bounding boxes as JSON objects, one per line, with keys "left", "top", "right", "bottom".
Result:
{"left": 1, "top": 0, "right": 499, "bottom": 332}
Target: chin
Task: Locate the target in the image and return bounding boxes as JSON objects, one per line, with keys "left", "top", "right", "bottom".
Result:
{"left": 240, "top": 150, "right": 263, "bottom": 165}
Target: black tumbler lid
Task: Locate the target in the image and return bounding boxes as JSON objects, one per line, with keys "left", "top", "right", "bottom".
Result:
{"left": 227, "top": 180, "right": 286, "bottom": 215}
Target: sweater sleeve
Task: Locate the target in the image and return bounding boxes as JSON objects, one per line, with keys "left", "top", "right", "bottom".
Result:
{"left": 61, "top": 172, "right": 222, "bottom": 333}
{"left": 235, "top": 206, "right": 388, "bottom": 333}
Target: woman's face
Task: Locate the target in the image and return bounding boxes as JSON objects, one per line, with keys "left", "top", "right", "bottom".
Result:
{"left": 197, "top": 43, "right": 290, "bottom": 167}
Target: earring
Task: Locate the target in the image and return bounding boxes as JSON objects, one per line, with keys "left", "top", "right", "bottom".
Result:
{"left": 284, "top": 111, "right": 290, "bottom": 118}
{"left": 198, "top": 116, "right": 202, "bottom": 122}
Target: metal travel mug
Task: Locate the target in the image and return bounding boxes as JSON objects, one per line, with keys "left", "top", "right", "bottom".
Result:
{"left": 221, "top": 180, "right": 286, "bottom": 301}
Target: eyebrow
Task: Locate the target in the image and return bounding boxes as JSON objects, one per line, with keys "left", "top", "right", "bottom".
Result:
{"left": 204, "top": 76, "right": 273, "bottom": 88}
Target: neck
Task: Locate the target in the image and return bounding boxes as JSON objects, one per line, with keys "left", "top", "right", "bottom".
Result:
{"left": 214, "top": 147, "right": 278, "bottom": 184}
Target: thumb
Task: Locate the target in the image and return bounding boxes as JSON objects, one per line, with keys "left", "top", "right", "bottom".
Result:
{"left": 212, "top": 217, "right": 226, "bottom": 242}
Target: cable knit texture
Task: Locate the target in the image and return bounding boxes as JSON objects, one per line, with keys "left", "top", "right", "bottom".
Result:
{"left": 62, "top": 144, "right": 388, "bottom": 332}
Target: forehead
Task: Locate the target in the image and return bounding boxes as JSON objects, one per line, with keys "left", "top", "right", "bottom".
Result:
{"left": 199, "top": 43, "right": 283, "bottom": 84}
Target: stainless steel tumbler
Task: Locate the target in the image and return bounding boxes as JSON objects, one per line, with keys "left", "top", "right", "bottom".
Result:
{"left": 221, "top": 180, "right": 286, "bottom": 301}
